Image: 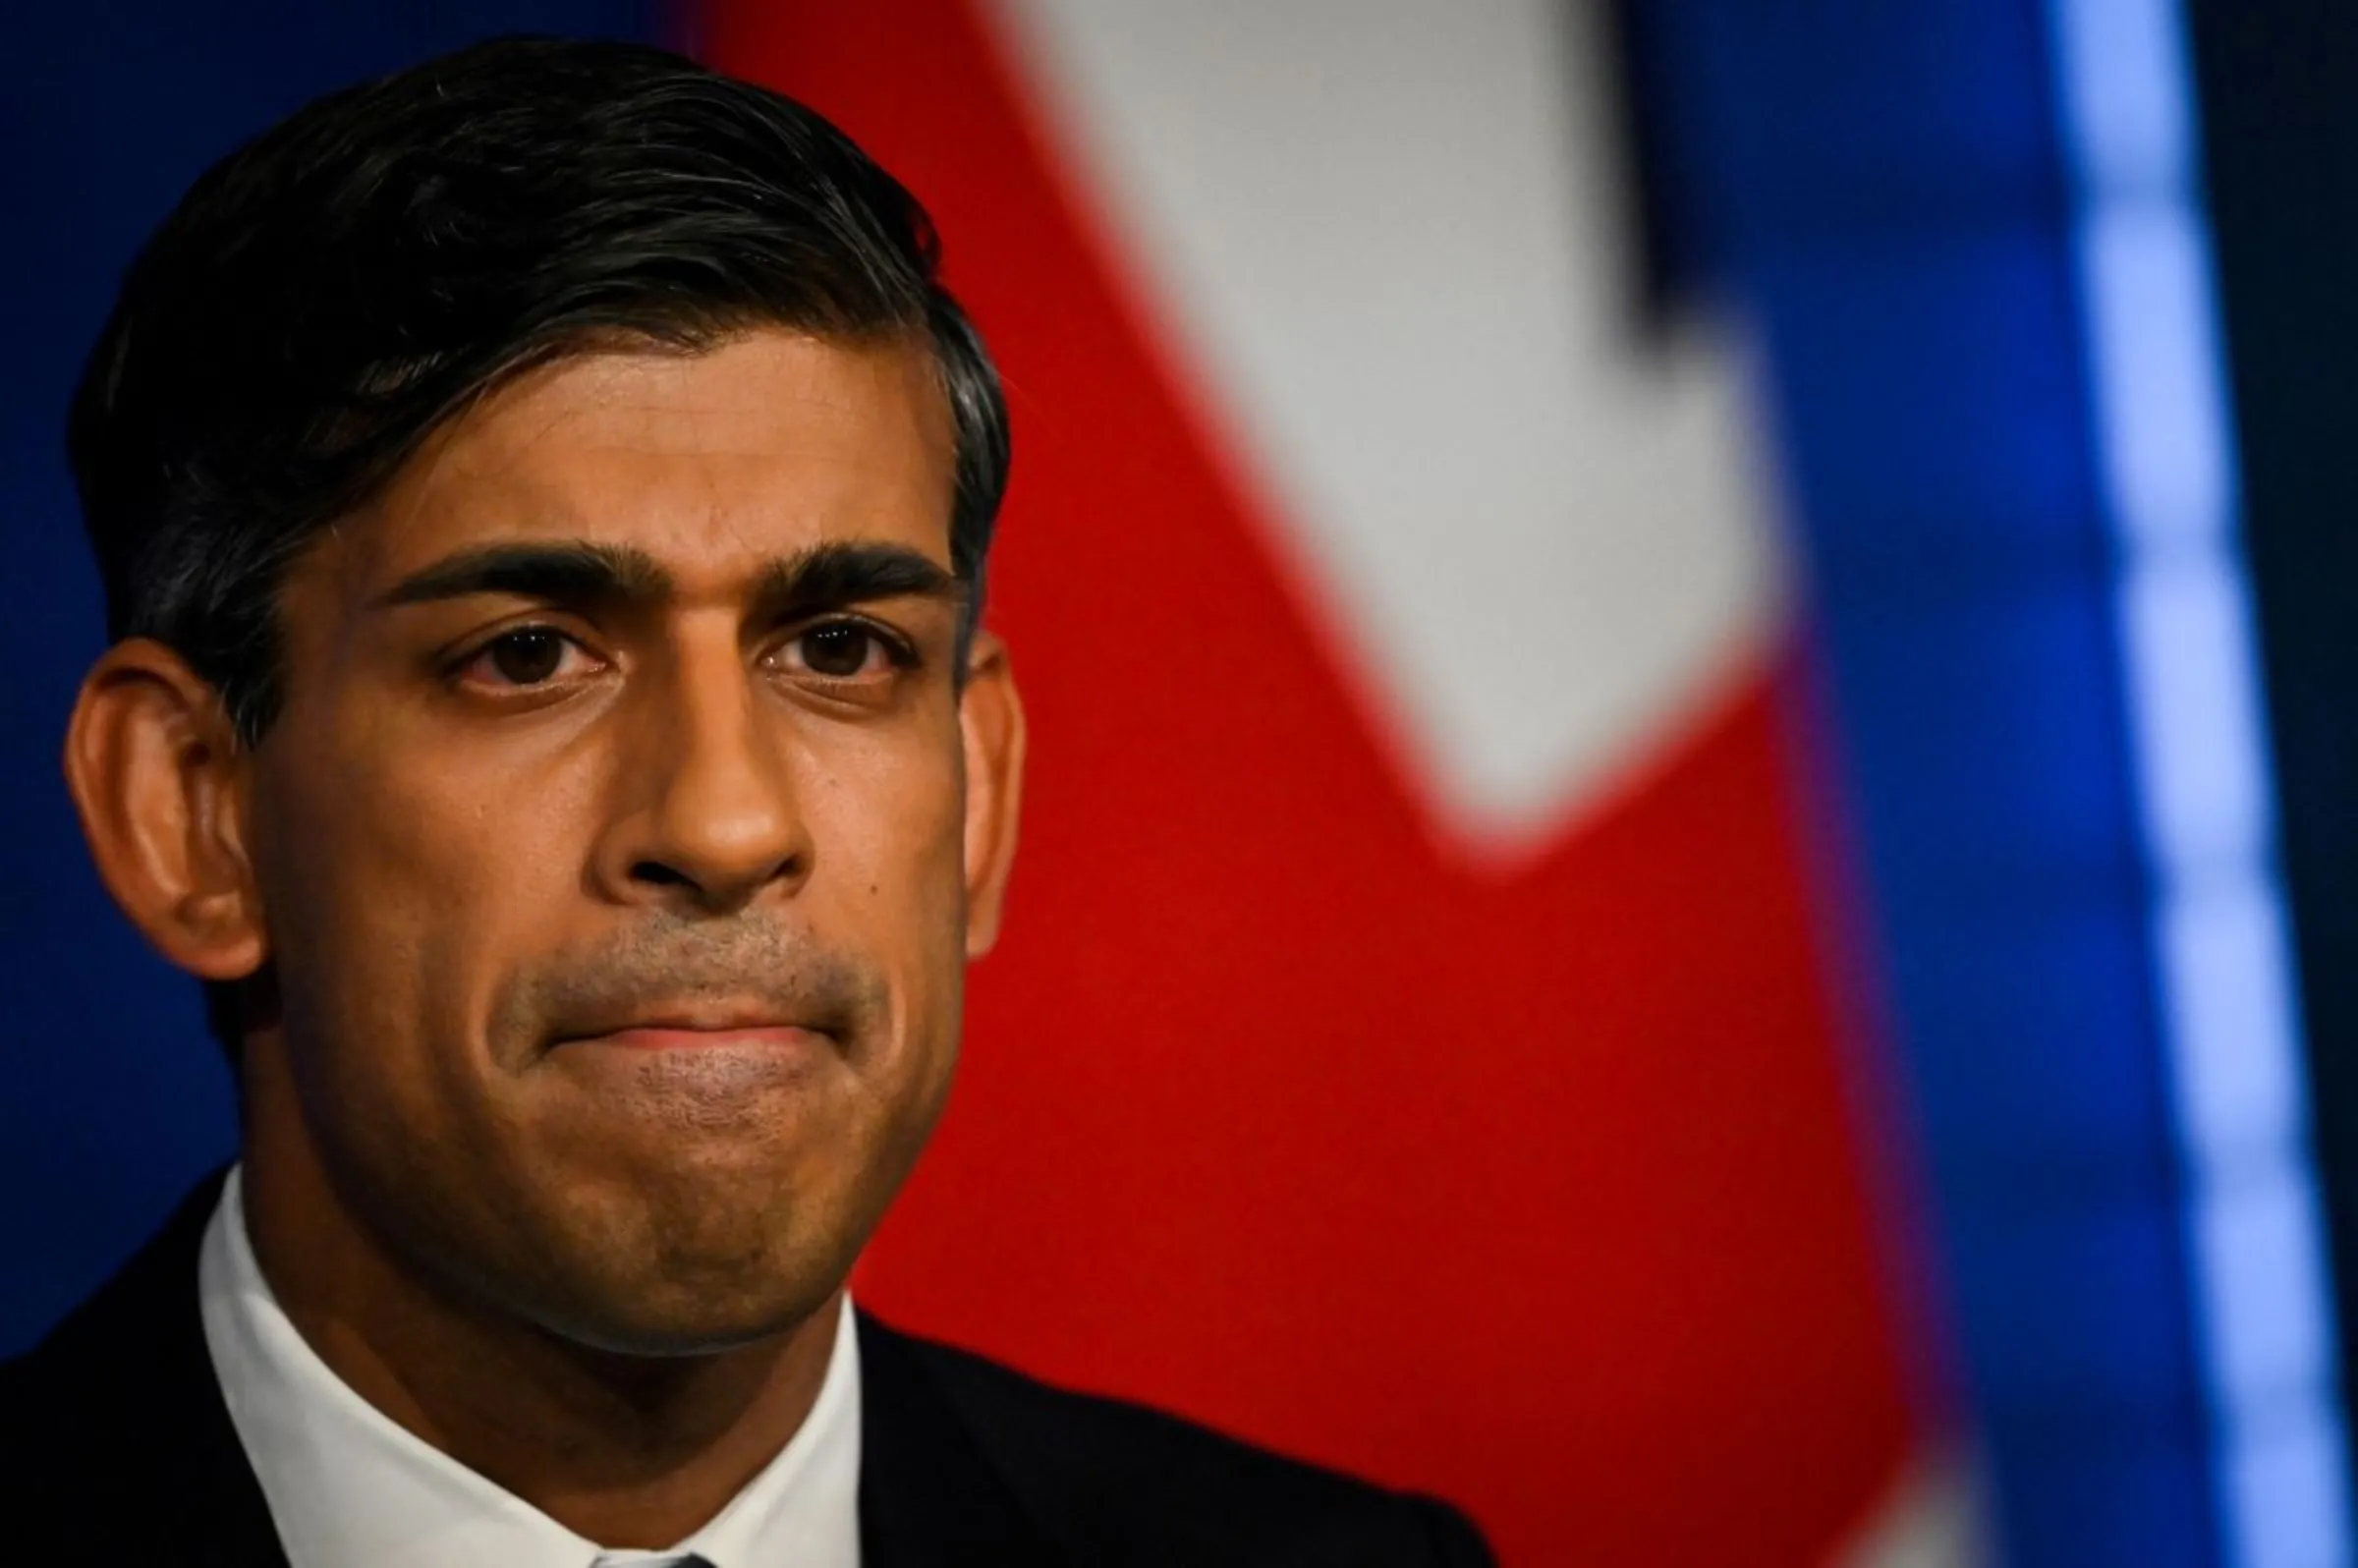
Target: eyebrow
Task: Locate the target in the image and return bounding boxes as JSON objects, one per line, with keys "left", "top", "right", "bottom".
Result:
{"left": 375, "top": 540, "right": 670, "bottom": 608}
{"left": 373, "top": 538, "right": 966, "bottom": 621}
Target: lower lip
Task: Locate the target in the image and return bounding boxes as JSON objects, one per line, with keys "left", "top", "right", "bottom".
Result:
{"left": 579, "top": 1026, "right": 825, "bottom": 1052}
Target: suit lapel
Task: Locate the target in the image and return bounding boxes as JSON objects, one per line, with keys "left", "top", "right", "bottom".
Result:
{"left": 855, "top": 1312, "right": 1068, "bottom": 1567}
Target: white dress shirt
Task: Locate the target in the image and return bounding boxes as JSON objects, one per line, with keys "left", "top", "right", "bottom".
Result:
{"left": 197, "top": 1166, "right": 864, "bottom": 1568}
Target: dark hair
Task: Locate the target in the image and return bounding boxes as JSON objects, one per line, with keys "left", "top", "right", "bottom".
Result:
{"left": 66, "top": 35, "right": 1011, "bottom": 1054}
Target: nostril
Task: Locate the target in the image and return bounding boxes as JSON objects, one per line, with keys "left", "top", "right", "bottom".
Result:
{"left": 616, "top": 849, "right": 807, "bottom": 914}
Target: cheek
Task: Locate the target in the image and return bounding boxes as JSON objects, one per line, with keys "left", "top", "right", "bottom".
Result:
{"left": 253, "top": 711, "right": 594, "bottom": 1063}
{"left": 807, "top": 735, "right": 971, "bottom": 996}
{"left": 846, "top": 730, "right": 967, "bottom": 888}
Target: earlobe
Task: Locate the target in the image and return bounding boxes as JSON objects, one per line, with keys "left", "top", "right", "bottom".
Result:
{"left": 958, "top": 630, "right": 1026, "bottom": 959}
{"left": 63, "top": 639, "right": 268, "bottom": 984}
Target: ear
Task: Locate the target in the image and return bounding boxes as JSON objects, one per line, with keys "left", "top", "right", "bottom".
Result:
{"left": 63, "top": 639, "right": 268, "bottom": 986}
{"left": 957, "top": 629, "right": 1027, "bottom": 959}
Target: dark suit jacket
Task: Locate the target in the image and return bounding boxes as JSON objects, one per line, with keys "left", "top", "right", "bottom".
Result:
{"left": 0, "top": 1178, "right": 1491, "bottom": 1565}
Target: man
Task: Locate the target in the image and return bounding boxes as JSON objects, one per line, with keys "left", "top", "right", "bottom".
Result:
{"left": 0, "top": 35, "right": 1491, "bottom": 1567}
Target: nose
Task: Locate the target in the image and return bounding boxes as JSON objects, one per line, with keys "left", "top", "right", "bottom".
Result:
{"left": 597, "top": 640, "right": 813, "bottom": 916}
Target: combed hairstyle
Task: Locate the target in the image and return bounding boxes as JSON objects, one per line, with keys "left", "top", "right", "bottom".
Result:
{"left": 66, "top": 35, "right": 1011, "bottom": 1054}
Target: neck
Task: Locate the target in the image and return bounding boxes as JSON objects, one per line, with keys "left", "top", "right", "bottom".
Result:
{"left": 236, "top": 1047, "right": 842, "bottom": 1549}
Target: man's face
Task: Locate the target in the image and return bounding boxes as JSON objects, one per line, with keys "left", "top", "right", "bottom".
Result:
{"left": 233, "top": 330, "right": 1013, "bottom": 1353}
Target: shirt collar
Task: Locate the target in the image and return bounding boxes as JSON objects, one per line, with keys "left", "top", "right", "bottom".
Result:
{"left": 197, "top": 1165, "right": 863, "bottom": 1568}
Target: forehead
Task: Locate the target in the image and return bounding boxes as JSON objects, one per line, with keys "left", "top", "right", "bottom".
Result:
{"left": 334, "top": 329, "right": 957, "bottom": 590}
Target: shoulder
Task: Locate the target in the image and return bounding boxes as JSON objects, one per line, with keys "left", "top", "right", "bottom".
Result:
{"left": 0, "top": 1234, "right": 178, "bottom": 1467}
{"left": 860, "top": 1314, "right": 1492, "bottom": 1567}
{"left": 0, "top": 1175, "right": 282, "bottom": 1562}
{"left": 2, "top": 1178, "right": 219, "bottom": 1421}
{"left": 0, "top": 1334, "right": 55, "bottom": 1453}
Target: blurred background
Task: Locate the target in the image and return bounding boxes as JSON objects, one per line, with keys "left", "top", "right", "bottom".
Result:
{"left": 7, "top": 0, "right": 2357, "bottom": 1563}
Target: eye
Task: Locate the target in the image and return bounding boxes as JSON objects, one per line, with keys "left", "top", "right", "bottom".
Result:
{"left": 784, "top": 621, "right": 906, "bottom": 681}
{"left": 460, "top": 627, "right": 596, "bottom": 689}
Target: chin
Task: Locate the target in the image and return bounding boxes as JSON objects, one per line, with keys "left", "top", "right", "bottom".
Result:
{"left": 553, "top": 1292, "right": 832, "bottom": 1359}
{"left": 635, "top": 1172, "right": 865, "bottom": 1331}
{"left": 530, "top": 1235, "right": 849, "bottom": 1358}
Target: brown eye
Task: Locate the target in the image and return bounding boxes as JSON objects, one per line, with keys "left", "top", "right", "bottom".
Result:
{"left": 480, "top": 628, "right": 570, "bottom": 686}
{"left": 799, "top": 623, "right": 880, "bottom": 678}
